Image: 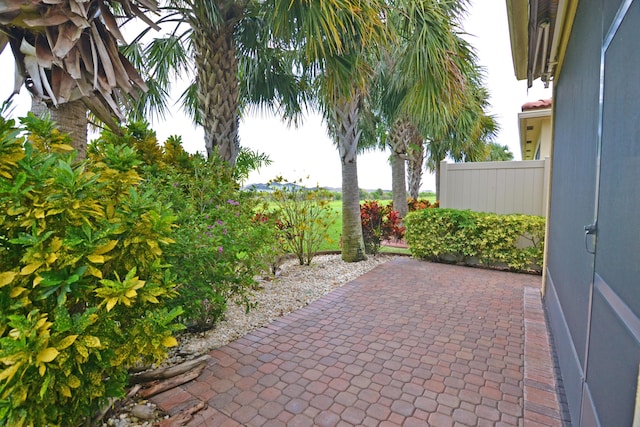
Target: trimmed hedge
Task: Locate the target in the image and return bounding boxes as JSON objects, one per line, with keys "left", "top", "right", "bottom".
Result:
{"left": 405, "top": 208, "right": 545, "bottom": 273}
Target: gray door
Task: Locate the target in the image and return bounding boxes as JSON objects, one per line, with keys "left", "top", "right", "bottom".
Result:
{"left": 581, "top": 1, "right": 640, "bottom": 425}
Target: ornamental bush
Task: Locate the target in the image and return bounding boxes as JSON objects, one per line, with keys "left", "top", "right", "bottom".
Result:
{"left": 0, "top": 113, "right": 182, "bottom": 426}
{"left": 267, "top": 178, "right": 336, "bottom": 265}
{"left": 407, "top": 197, "right": 439, "bottom": 211}
{"left": 360, "top": 200, "right": 405, "bottom": 255}
{"left": 139, "top": 152, "right": 274, "bottom": 332}
{"left": 405, "top": 208, "right": 545, "bottom": 273}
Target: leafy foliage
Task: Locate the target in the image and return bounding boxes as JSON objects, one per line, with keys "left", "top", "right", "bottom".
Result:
{"left": 484, "top": 142, "right": 514, "bottom": 161}
{"left": 267, "top": 178, "right": 336, "bottom": 265}
{"left": 360, "top": 201, "right": 405, "bottom": 255}
{"left": 0, "top": 114, "right": 182, "bottom": 426}
{"left": 140, "top": 153, "right": 273, "bottom": 332}
{"left": 405, "top": 208, "right": 545, "bottom": 273}
{"left": 407, "top": 198, "right": 439, "bottom": 212}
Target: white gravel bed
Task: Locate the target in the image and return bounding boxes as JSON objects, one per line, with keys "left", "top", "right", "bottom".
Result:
{"left": 104, "top": 253, "right": 397, "bottom": 426}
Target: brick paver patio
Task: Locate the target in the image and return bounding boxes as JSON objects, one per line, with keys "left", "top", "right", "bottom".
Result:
{"left": 151, "top": 258, "right": 568, "bottom": 426}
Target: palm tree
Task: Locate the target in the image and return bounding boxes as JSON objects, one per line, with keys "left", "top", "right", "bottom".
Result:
{"left": 0, "top": 1, "right": 158, "bottom": 154}
{"left": 368, "top": 0, "right": 476, "bottom": 217}
{"left": 315, "top": 13, "right": 391, "bottom": 260}
{"left": 128, "top": 0, "right": 388, "bottom": 166}
{"left": 387, "top": 118, "right": 419, "bottom": 218}
{"left": 484, "top": 142, "right": 514, "bottom": 161}
{"left": 426, "top": 80, "right": 500, "bottom": 199}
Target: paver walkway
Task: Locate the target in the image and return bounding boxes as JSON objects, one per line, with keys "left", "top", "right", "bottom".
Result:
{"left": 151, "top": 258, "right": 568, "bottom": 426}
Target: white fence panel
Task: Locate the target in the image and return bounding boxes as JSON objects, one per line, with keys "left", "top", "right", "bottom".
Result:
{"left": 439, "top": 158, "right": 550, "bottom": 216}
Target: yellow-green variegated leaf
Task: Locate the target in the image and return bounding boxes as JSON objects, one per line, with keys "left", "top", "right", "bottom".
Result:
{"left": 9, "top": 287, "right": 27, "bottom": 298}
{"left": 0, "top": 271, "right": 17, "bottom": 287}
{"left": 50, "top": 237, "right": 63, "bottom": 251}
{"left": 86, "top": 265, "right": 103, "bottom": 279}
{"left": 37, "top": 347, "right": 59, "bottom": 363}
{"left": 60, "top": 384, "right": 71, "bottom": 397}
{"left": 106, "top": 298, "right": 117, "bottom": 312}
{"left": 93, "top": 240, "right": 118, "bottom": 255}
{"left": 68, "top": 374, "right": 81, "bottom": 388}
{"left": 57, "top": 335, "right": 79, "bottom": 350}
{"left": 47, "top": 208, "right": 65, "bottom": 216}
{"left": 52, "top": 143, "right": 74, "bottom": 152}
{"left": 144, "top": 295, "right": 159, "bottom": 304}
{"left": 20, "top": 263, "right": 42, "bottom": 276}
{"left": 7, "top": 206, "right": 27, "bottom": 216}
{"left": 33, "top": 275, "right": 44, "bottom": 287}
{"left": 74, "top": 342, "right": 88, "bottom": 359}
{"left": 0, "top": 363, "right": 21, "bottom": 382}
{"left": 162, "top": 336, "right": 178, "bottom": 348}
{"left": 84, "top": 336, "right": 101, "bottom": 348}
{"left": 87, "top": 255, "right": 105, "bottom": 264}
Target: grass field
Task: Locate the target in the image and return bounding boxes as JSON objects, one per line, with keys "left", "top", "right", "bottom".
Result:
{"left": 318, "top": 200, "right": 417, "bottom": 255}
{"left": 259, "top": 197, "right": 433, "bottom": 255}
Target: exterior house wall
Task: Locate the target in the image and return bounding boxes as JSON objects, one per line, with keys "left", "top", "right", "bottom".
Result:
{"left": 538, "top": 120, "right": 553, "bottom": 159}
{"left": 544, "top": 0, "right": 640, "bottom": 426}
{"left": 519, "top": 102, "right": 553, "bottom": 160}
{"left": 439, "top": 159, "right": 550, "bottom": 216}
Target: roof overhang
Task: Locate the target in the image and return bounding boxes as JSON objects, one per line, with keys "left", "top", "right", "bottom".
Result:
{"left": 506, "top": 0, "right": 579, "bottom": 87}
{"left": 506, "top": 0, "right": 529, "bottom": 81}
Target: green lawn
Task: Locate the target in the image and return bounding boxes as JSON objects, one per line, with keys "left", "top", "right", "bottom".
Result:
{"left": 259, "top": 197, "right": 428, "bottom": 255}
{"left": 318, "top": 199, "right": 414, "bottom": 255}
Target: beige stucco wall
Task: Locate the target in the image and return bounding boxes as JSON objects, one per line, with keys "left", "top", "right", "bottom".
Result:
{"left": 538, "top": 119, "right": 553, "bottom": 159}
{"left": 440, "top": 159, "right": 550, "bottom": 217}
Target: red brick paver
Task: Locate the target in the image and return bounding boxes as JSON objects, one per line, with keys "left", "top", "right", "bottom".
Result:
{"left": 151, "top": 258, "right": 566, "bottom": 426}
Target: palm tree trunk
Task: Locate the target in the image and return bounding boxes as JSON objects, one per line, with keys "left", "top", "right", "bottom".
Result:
{"left": 388, "top": 118, "right": 414, "bottom": 218}
{"left": 435, "top": 160, "right": 441, "bottom": 201}
{"left": 31, "top": 98, "right": 88, "bottom": 159}
{"left": 193, "top": 23, "right": 240, "bottom": 166}
{"left": 333, "top": 95, "right": 366, "bottom": 262}
{"left": 407, "top": 141, "right": 424, "bottom": 200}
{"left": 390, "top": 153, "right": 408, "bottom": 218}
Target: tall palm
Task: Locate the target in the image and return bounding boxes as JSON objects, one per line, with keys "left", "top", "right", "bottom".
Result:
{"left": 317, "top": 12, "right": 390, "bottom": 261}
{"left": 370, "top": 0, "right": 475, "bottom": 217}
{"left": 426, "top": 80, "right": 499, "bottom": 199}
{"left": 128, "top": 0, "right": 387, "bottom": 166}
{"left": 387, "top": 118, "right": 418, "bottom": 217}
{"left": 0, "top": 1, "right": 158, "bottom": 153}
{"left": 484, "top": 142, "right": 513, "bottom": 161}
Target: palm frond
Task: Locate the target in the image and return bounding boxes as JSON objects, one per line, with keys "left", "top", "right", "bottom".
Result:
{"left": 1, "top": 0, "right": 160, "bottom": 128}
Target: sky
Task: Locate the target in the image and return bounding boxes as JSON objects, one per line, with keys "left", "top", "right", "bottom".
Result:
{"left": 0, "top": 0, "right": 551, "bottom": 192}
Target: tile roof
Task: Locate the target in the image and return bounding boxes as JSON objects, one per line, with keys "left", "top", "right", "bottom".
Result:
{"left": 522, "top": 99, "right": 553, "bottom": 111}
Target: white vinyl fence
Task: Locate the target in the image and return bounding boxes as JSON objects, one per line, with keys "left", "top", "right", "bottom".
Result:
{"left": 439, "top": 158, "right": 550, "bottom": 216}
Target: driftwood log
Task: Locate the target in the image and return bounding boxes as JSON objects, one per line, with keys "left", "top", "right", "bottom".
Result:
{"left": 138, "top": 363, "right": 207, "bottom": 399}
{"left": 130, "top": 355, "right": 212, "bottom": 384}
{"left": 154, "top": 401, "right": 207, "bottom": 427}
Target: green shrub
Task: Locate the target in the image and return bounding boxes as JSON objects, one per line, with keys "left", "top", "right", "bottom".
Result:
{"left": 140, "top": 154, "right": 273, "bottom": 332}
{"left": 405, "top": 208, "right": 545, "bottom": 273}
{"left": 0, "top": 113, "right": 182, "bottom": 426}
{"left": 268, "top": 178, "right": 336, "bottom": 265}
{"left": 252, "top": 212, "right": 288, "bottom": 275}
{"left": 360, "top": 200, "right": 405, "bottom": 255}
